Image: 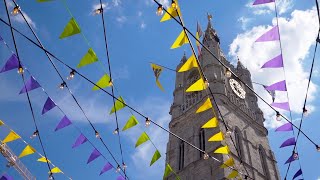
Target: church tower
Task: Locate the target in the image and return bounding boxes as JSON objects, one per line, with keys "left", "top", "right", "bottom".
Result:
{"left": 165, "top": 16, "right": 280, "bottom": 180}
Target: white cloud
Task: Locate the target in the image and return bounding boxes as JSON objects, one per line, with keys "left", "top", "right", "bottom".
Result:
{"left": 238, "top": 17, "right": 251, "bottom": 30}
{"left": 112, "top": 0, "right": 121, "bottom": 7}
{"left": 116, "top": 16, "right": 127, "bottom": 24}
{"left": 247, "top": 0, "right": 293, "bottom": 15}
{"left": 140, "top": 22, "right": 147, "bottom": 29}
{"left": 229, "top": 7, "right": 318, "bottom": 128}
{"left": 138, "top": 11, "right": 143, "bottom": 17}
{"left": 145, "top": 0, "right": 169, "bottom": 7}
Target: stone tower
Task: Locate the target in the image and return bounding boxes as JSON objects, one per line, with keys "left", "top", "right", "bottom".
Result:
{"left": 165, "top": 16, "right": 280, "bottom": 180}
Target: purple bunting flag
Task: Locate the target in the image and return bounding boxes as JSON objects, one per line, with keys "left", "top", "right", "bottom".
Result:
{"left": 0, "top": 173, "right": 14, "bottom": 180}
{"left": 42, "top": 97, "right": 56, "bottom": 115}
{"left": 0, "top": 54, "right": 19, "bottom": 73}
{"left": 256, "top": 26, "right": 279, "bottom": 42}
{"left": 100, "top": 162, "right": 113, "bottom": 175}
{"left": 271, "top": 102, "right": 290, "bottom": 111}
{"left": 72, "top": 134, "right": 88, "bottom": 148}
{"left": 263, "top": 85, "right": 276, "bottom": 102}
{"left": 261, "top": 54, "right": 283, "bottom": 68}
{"left": 87, "top": 148, "right": 101, "bottom": 164}
{"left": 280, "top": 137, "right": 295, "bottom": 148}
{"left": 117, "top": 175, "right": 125, "bottom": 180}
{"left": 19, "top": 76, "right": 41, "bottom": 94}
{"left": 293, "top": 169, "right": 302, "bottom": 179}
{"left": 55, "top": 115, "right": 72, "bottom": 131}
{"left": 265, "top": 80, "right": 287, "bottom": 91}
{"left": 285, "top": 154, "right": 296, "bottom": 164}
{"left": 253, "top": 0, "right": 275, "bottom": 5}
{"left": 275, "top": 123, "right": 293, "bottom": 132}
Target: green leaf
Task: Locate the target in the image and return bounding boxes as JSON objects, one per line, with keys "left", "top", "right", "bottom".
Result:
{"left": 122, "top": 115, "right": 139, "bottom": 131}
{"left": 59, "top": 18, "right": 81, "bottom": 39}
{"left": 150, "top": 150, "right": 161, "bottom": 166}
{"left": 163, "top": 163, "right": 173, "bottom": 179}
{"left": 135, "top": 132, "right": 150, "bottom": 148}
{"left": 92, "top": 74, "right": 111, "bottom": 90}
{"left": 109, "top": 96, "right": 126, "bottom": 114}
{"left": 77, "top": 48, "right": 98, "bottom": 68}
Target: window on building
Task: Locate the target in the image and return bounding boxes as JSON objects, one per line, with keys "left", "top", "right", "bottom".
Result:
{"left": 234, "top": 127, "right": 245, "bottom": 162}
{"left": 199, "top": 129, "right": 205, "bottom": 159}
{"left": 179, "top": 141, "right": 184, "bottom": 170}
{"left": 259, "top": 145, "right": 271, "bottom": 179}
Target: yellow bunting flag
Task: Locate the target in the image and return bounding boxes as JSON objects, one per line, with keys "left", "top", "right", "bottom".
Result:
{"left": 150, "top": 63, "right": 164, "bottom": 91}
{"left": 19, "top": 145, "right": 36, "bottom": 158}
{"left": 3, "top": 131, "right": 20, "bottom": 143}
{"left": 227, "top": 170, "right": 239, "bottom": 178}
{"left": 92, "top": 74, "right": 111, "bottom": 90}
{"left": 178, "top": 54, "right": 198, "bottom": 72}
{"left": 163, "top": 163, "right": 173, "bottom": 179}
{"left": 220, "top": 157, "right": 234, "bottom": 168}
{"left": 208, "top": 132, "right": 224, "bottom": 142}
{"left": 214, "top": 145, "right": 230, "bottom": 155}
{"left": 59, "top": 18, "right": 81, "bottom": 39}
{"left": 0, "top": 120, "right": 4, "bottom": 126}
{"left": 77, "top": 48, "right": 98, "bottom": 68}
{"left": 38, "top": 157, "right": 51, "bottom": 163}
{"left": 202, "top": 117, "right": 218, "bottom": 128}
{"left": 122, "top": 115, "right": 139, "bottom": 131}
{"left": 135, "top": 132, "right": 150, "bottom": 148}
{"left": 196, "top": 98, "right": 212, "bottom": 113}
{"left": 186, "top": 78, "right": 206, "bottom": 92}
{"left": 109, "top": 96, "right": 126, "bottom": 114}
{"left": 50, "top": 167, "right": 62, "bottom": 174}
{"left": 160, "top": 4, "right": 181, "bottom": 22}
{"left": 171, "top": 30, "right": 189, "bottom": 49}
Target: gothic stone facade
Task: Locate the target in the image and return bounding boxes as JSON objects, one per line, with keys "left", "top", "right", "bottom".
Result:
{"left": 165, "top": 21, "right": 281, "bottom": 180}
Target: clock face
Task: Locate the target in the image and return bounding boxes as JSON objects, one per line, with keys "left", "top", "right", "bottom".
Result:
{"left": 229, "top": 79, "right": 246, "bottom": 99}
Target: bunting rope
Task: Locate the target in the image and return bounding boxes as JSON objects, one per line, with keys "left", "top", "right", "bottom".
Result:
{"left": 5, "top": 0, "right": 128, "bottom": 178}
{"left": 0, "top": 120, "right": 72, "bottom": 179}
{"left": 2, "top": 0, "right": 53, "bottom": 176}
{"left": 149, "top": 0, "right": 319, "bottom": 148}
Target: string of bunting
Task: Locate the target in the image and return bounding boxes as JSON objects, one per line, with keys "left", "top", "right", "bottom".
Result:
{"left": 0, "top": 119, "right": 72, "bottom": 179}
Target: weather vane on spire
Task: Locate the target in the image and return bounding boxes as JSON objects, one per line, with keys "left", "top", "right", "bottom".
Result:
{"left": 207, "top": 13, "right": 213, "bottom": 22}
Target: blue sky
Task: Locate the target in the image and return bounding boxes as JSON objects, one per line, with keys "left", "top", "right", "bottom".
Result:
{"left": 0, "top": 0, "right": 319, "bottom": 179}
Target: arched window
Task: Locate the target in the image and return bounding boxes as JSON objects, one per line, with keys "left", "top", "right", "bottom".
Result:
{"left": 259, "top": 145, "right": 271, "bottom": 179}
{"left": 234, "top": 127, "right": 245, "bottom": 162}
{"left": 178, "top": 141, "right": 184, "bottom": 170}
{"left": 199, "top": 129, "right": 205, "bottom": 158}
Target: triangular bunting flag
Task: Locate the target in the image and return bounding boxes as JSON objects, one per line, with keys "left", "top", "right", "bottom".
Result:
{"left": 19, "top": 76, "right": 41, "bottom": 94}
{"left": 151, "top": 63, "right": 164, "bottom": 91}
{"left": 117, "top": 176, "right": 125, "bottom": 180}
{"left": 0, "top": 173, "right": 13, "bottom": 180}
{"left": 201, "top": 117, "right": 218, "bottom": 128}
{"left": 0, "top": 54, "right": 19, "bottom": 73}
{"left": 150, "top": 150, "right": 161, "bottom": 166}
{"left": 293, "top": 169, "right": 302, "bottom": 179}
{"left": 42, "top": 97, "right": 56, "bottom": 115}
{"left": 253, "top": 0, "right": 275, "bottom": 5}
{"left": 100, "top": 162, "right": 113, "bottom": 175}
{"left": 261, "top": 54, "right": 283, "bottom": 68}
{"left": 122, "top": 115, "right": 139, "bottom": 131}
{"left": 0, "top": 120, "right": 4, "bottom": 126}
{"left": 72, "top": 133, "right": 88, "bottom": 148}
{"left": 214, "top": 146, "right": 229, "bottom": 154}
{"left": 19, "top": 145, "right": 36, "bottom": 158}
{"left": 271, "top": 102, "right": 290, "bottom": 111}
{"left": 37, "top": 157, "right": 51, "bottom": 163}
{"left": 263, "top": 85, "right": 276, "bottom": 102}
{"left": 285, "top": 154, "right": 296, "bottom": 164}
{"left": 55, "top": 115, "right": 72, "bottom": 131}
{"left": 50, "top": 167, "right": 62, "bottom": 174}
{"left": 135, "top": 132, "right": 150, "bottom": 148}
{"left": 163, "top": 163, "right": 173, "bottom": 179}
{"left": 220, "top": 158, "right": 234, "bottom": 168}
{"left": 280, "top": 137, "right": 295, "bottom": 148}
{"left": 255, "top": 26, "right": 279, "bottom": 42}
{"left": 171, "top": 30, "right": 189, "bottom": 49}
{"left": 186, "top": 78, "right": 206, "bottom": 92}
{"left": 87, "top": 148, "right": 101, "bottom": 164}
{"left": 208, "top": 132, "right": 224, "bottom": 142}
{"left": 59, "top": 18, "right": 81, "bottom": 39}
{"left": 109, "top": 96, "right": 126, "bottom": 114}
{"left": 275, "top": 123, "right": 293, "bottom": 132}
{"left": 265, "top": 80, "right": 287, "bottom": 91}
{"left": 77, "top": 48, "right": 98, "bottom": 68}
{"left": 227, "top": 170, "right": 239, "bottom": 178}
{"left": 196, "top": 98, "right": 212, "bottom": 113}
{"left": 178, "top": 54, "right": 198, "bottom": 72}
{"left": 92, "top": 74, "right": 111, "bottom": 90}
{"left": 160, "top": 5, "right": 180, "bottom": 22}
{"left": 3, "top": 131, "right": 21, "bottom": 143}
